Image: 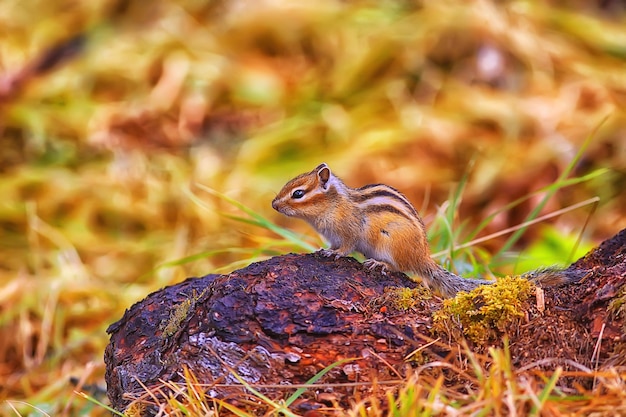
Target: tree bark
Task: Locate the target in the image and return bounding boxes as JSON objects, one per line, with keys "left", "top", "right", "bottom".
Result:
{"left": 105, "top": 228, "right": 626, "bottom": 413}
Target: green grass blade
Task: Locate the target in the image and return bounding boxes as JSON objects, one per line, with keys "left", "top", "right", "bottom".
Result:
{"left": 496, "top": 117, "right": 609, "bottom": 256}
{"left": 191, "top": 183, "right": 317, "bottom": 251}
{"left": 227, "top": 371, "right": 288, "bottom": 413}
{"left": 284, "top": 357, "right": 357, "bottom": 406}
{"left": 529, "top": 366, "right": 563, "bottom": 416}
{"left": 467, "top": 168, "right": 606, "bottom": 244}
{"left": 75, "top": 392, "right": 126, "bottom": 417}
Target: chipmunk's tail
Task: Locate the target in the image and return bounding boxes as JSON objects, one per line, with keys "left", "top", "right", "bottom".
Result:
{"left": 521, "top": 267, "right": 587, "bottom": 288}
{"left": 418, "top": 263, "right": 585, "bottom": 299}
{"left": 419, "top": 263, "right": 491, "bottom": 299}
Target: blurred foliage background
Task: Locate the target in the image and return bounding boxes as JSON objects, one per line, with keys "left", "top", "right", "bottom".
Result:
{"left": 1, "top": 0, "right": 625, "bottom": 414}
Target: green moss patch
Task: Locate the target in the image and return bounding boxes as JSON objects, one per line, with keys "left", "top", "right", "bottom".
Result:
{"left": 433, "top": 276, "right": 535, "bottom": 344}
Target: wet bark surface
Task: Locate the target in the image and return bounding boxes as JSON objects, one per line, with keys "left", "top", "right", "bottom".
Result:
{"left": 105, "top": 228, "right": 626, "bottom": 413}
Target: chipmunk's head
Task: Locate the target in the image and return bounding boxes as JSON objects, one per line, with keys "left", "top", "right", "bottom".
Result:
{"left": 272, "top": 163, "right": 343, "bottom": 219}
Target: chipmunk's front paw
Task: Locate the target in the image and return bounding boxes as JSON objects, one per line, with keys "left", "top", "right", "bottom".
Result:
{"left": 318, "top": 248, "right": 343, "bottom": 260}
{"left": 363, "top": 259, "right": 391, "bottom": 275}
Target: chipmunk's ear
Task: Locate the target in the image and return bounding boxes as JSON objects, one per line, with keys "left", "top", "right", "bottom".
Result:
{"left": 314, "top": 163, "right": 328, "bottom": 172}
{"left": 316, "top": 163, "right": 331, "bottom": 189}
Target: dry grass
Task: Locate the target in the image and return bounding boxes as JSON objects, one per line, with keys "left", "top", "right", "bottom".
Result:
{"left": 1, "top": 0, "right": 626, "bottom": 415}
{"left": 82, "top": 345, "right": 626, "bottom": 416}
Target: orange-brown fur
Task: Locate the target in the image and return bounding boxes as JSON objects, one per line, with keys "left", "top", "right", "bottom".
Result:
{"left": 272, "top": 163, "right": 583, "bottom": 298}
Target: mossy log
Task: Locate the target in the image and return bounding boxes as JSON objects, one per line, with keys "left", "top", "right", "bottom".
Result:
{"left": 105, "top": 228, "right": 626, "bottom": 413}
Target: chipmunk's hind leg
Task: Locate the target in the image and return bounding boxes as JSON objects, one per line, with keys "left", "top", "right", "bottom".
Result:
{"left": 362, "top": 258, "right": 395, "bottom": 275}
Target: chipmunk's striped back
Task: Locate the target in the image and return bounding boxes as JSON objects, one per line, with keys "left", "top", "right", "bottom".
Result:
{"left": 351, "top": 184, "right": 424, "bottom": 227}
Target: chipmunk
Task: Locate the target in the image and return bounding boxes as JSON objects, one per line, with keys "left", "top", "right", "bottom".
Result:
{"left": 272, "top": 163, "right": 584, "bottom": 298}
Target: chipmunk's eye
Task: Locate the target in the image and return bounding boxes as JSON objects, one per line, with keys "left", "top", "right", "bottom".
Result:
{"left": 291, "top": 189, "right": 305, "bottom": 199}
